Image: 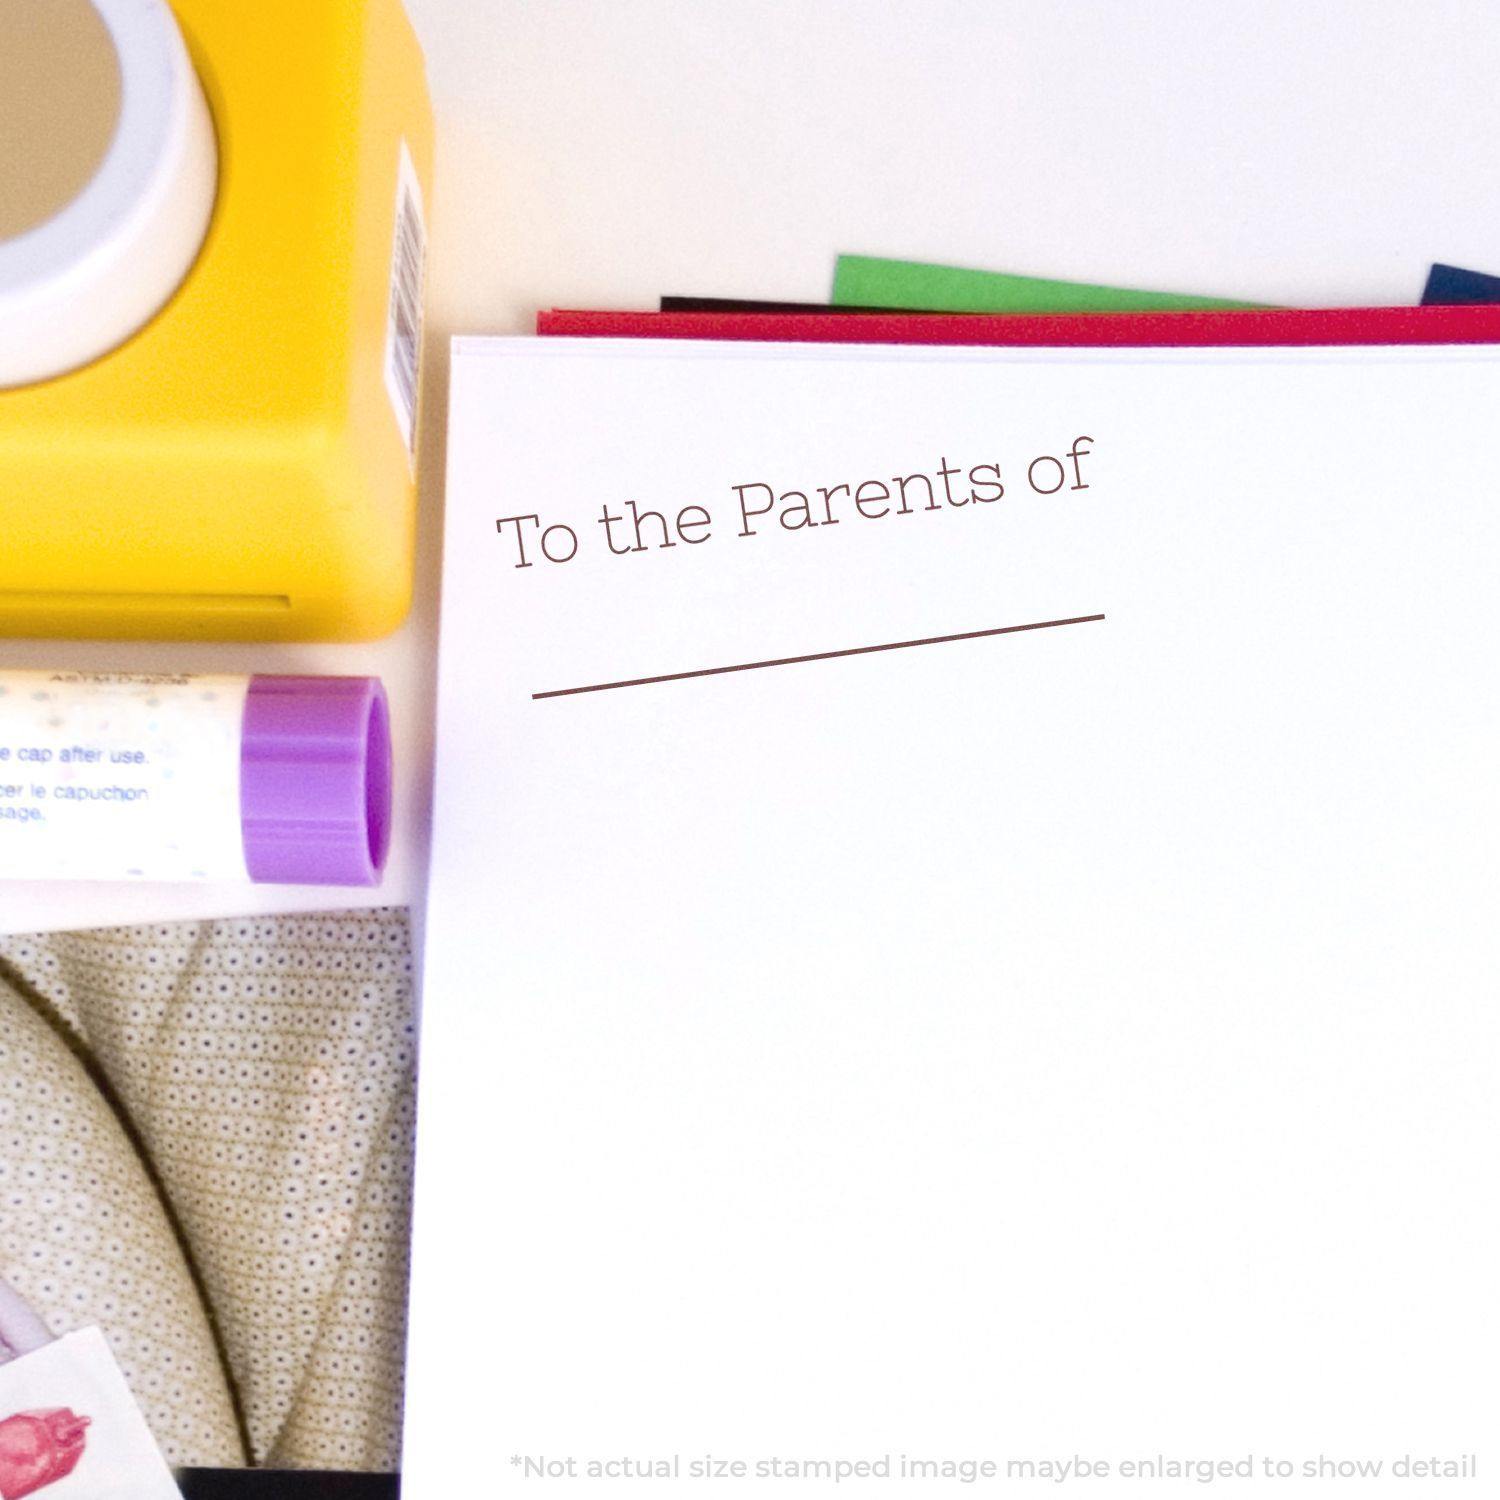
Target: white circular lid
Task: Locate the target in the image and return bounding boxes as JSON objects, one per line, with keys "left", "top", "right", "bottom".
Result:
{"left": 0, "top": 0, "right": 217, "bottom": 388}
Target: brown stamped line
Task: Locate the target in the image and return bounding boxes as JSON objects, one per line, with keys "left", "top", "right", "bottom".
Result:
{"left": 534, "top": 612, "right": 1106, "bottom": 700}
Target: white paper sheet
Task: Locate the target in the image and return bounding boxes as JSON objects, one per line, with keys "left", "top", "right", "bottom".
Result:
{"left": 404, "top": 338, "right": 1500, "bottom": 1497}
{"left": 0, "top": 1329, "right": 179, "bottom": 1499}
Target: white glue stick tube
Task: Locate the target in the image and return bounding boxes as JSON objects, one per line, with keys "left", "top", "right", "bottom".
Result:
{"left": 0, "top": 671, "right": 390, "bottom": 886}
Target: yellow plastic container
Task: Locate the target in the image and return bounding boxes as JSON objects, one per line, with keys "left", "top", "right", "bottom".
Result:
{"left": 0, "top": 0, "right": 433, "bottom": 641}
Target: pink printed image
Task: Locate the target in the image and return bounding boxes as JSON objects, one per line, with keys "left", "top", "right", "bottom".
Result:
{"left": 0, "top": 1410, "right": 90, "bottom": 1500}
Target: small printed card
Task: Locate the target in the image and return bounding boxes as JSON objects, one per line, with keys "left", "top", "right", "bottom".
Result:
{"left": 404, "top": 337, "right": 1500, "bottom": 1494}
{"left": 0, "top": 1330, "right": 178, "bottom": 1500}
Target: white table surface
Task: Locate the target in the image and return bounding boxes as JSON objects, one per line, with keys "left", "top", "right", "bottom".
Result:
{"left": 5, "top": 0, "right": 1497, "bottom": 934}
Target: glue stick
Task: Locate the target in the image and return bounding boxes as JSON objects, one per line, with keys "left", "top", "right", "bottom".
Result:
{"left": 0, "top": 672, "right": 390, "bottom": 886}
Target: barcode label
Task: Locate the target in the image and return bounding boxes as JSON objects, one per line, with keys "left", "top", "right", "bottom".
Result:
{"left": 384, "top": 141, "right": 427, "bottom": 463}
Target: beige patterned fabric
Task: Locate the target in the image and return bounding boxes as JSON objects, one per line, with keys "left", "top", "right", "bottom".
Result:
{"left": 0, "top": 910, "right": 416, "bottom": 1472}
{"left": 0, "top": 971, "right": 241, "bottom": 1465}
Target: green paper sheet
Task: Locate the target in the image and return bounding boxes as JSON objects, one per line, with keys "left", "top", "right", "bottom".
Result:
{"left": 832, "top": 254, "right": 1265, "bottom": 314}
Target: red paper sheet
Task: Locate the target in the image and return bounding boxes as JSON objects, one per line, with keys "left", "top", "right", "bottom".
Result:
{"left": 538, "top": 304, "right": 1500, "bottom": 347}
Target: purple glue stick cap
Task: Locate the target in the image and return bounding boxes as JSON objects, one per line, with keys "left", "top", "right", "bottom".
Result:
{"left": 240, "top": 676, "right": 392, "bottom": 887}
